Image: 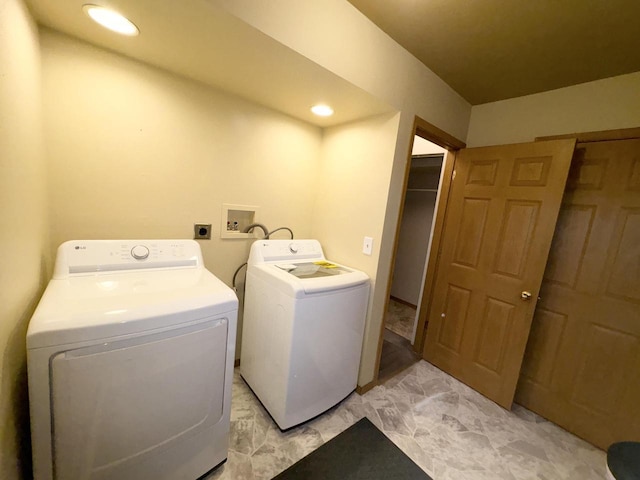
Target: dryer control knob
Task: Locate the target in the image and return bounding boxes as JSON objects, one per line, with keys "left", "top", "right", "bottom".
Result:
{"left": 131, "top": 245, "right": 150, "bottom": 260}
{"left": 289, "top": 243, "right": 298, "bottom": 254}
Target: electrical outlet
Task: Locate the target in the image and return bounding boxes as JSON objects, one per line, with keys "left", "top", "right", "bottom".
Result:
{"left": 363, "top": 236, "right": 373, "bottom": 255}
{"left": 194, "top": 223, "right": 212, "bottom": 239}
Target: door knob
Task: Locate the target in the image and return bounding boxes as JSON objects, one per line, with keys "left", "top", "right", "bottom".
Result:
{"left": 521, "top": 291, "right": 532, "bottom": 300}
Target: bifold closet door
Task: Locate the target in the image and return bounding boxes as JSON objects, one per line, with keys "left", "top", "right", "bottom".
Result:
{"left": 517, "top": 138, "right": 640, "bottom": 449}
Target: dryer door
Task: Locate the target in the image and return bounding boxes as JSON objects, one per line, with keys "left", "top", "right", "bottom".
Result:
{"left": 50, "top": 318, "right": 228, "bottom": 480}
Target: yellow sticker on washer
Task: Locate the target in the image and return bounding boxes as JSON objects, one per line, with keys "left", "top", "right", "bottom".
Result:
{"left": 313, "top": 261, "right": 338, "bottom": 268}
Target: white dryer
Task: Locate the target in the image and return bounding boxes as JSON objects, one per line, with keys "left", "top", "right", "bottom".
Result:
{"left": 27, "top": 240, "right": 237, "bottom": 480}
{"left": 240, "top": 239, "right": 369, "bottom": 430}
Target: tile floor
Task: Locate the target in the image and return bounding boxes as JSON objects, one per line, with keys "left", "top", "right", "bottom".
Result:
{"left": 206, "top": 361, "right": 606, "bottom": 480}
{"left": 385, "top": 298, "right": 416, "bottom": 341}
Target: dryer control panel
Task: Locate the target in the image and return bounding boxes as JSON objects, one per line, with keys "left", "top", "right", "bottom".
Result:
{"left": 53, "top": 240, "right": 203, "bottom": 278}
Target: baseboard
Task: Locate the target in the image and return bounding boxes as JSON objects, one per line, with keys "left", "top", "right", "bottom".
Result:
{"left": 355, "top": 379, "right": 377, "bottom": 395}
{"left": 389, "top": 295, "right": 417, "bottom": 309}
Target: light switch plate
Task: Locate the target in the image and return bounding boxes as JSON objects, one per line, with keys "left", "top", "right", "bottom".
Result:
{"left": 363, "top": 236, "right": 373, "bottom": 255}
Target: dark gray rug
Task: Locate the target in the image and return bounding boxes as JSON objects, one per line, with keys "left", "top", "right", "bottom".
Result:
{"left": 272, "top": 417, "right": 433, "bottom": 480}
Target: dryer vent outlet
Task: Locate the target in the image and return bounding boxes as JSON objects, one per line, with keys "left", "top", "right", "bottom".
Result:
{"left": 194, "top": 224, "right": 212, "bottom": 240}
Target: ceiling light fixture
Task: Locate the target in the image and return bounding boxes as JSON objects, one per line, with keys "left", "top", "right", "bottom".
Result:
{"left": 82, "top": 5, "right": 139, "bottom": 36}
{"left": 311, "top": 104, "right": 334, "bottom": 117}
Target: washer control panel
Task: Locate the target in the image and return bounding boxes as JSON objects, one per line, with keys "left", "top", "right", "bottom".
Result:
{"left": 54, "top": 240, "right": 202, "bottom": 277}
{"left": 249, "top": 239, "right": 324, "bottom": 264}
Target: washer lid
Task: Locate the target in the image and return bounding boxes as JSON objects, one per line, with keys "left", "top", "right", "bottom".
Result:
{"left": 250, "top": 261, "right": 369, "bottom": 298}
{"left": 27, "top": 268, "right": 238, "bottom": 349}
{"left": 279, "top": 262, "right": 352, "bottom": 279}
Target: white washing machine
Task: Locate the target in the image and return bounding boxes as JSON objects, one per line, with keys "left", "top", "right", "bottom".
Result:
{"left": 240, "top": 239, "right": 369, "bottom": 430}
{"left": 27, "top": 240, "right": 238, "bottom": 480}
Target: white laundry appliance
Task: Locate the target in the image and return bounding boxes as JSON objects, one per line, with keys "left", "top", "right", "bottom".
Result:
{"left": 27, "top": 240, "right": 237, "bottom": 480}
{"left": 240, "top": 239, "right": 369, "bottom": 430}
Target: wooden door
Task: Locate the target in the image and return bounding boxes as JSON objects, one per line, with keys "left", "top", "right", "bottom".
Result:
{"left": 517, "top": 138, "right": 640, "bottom": 449}
{"left": 423, "top": 139, "right": 576, "bottom": 408}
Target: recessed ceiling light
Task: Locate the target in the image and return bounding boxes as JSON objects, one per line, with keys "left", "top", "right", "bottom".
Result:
{"left": 311, "top": 104, "right": 334, "bottom": 117}
{"left": 83, "top": 5, "right": 139, "bottom": 36}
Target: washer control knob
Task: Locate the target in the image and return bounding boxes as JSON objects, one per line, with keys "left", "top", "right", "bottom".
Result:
{"left": 289, "top": 243, "right": 299, "bottom": 254}
{"left": 131, "top": 245, "right": 150, "bottom": 260}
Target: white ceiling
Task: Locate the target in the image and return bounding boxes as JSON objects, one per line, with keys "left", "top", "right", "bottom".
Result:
{"left": 28, "top": 0, "right": 636, "bottom": 124}
{"left": 348, "top": 0, "right": 640, "bottom": 104}
{"left": 25, "top": 0, "right": 394, "bottom": 128}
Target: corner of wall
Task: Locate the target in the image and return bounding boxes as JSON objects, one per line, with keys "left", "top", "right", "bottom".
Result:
{"left": 0, "top": 1, "right": 49, "bottom": 479}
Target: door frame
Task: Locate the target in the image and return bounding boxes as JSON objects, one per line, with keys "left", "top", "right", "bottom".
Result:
{"left": 535, "top": 126, "right": 640, "bottom": 143}
{"left": 369, "top": 116, "right": 465, "bottom": 388}
{"left": 411, "top": 120, "right": 465, "bottom": 356}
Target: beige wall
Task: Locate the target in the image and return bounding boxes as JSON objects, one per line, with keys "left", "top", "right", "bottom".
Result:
{"left": 39, "top": 19, "right": 413, "bottom": 399}
{"left": 41, "top": 30, "right": 324, "bottom": 356}
{"left": 311, "top": 113, "right": 401, "bottom": 384}
{"left": 467, "top": 72, "right": 640, "bottom": 147}
{"left": 211, "top": 0, "right": 473, "bottom": 386}
{"left": 211, "top": 0, "right": 471, "bottom": 141}
{"left": 0, "top": 0, "right": 49, "bottom": 478}
{"left": 391, "top": 191, "right": 437, "bottom": 306}
{"left": 11, "top": 0, "right": 638, "bottom": 472}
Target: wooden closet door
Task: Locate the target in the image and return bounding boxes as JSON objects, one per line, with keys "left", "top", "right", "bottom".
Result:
{"left": 517, "top": 138, "right": 640, "bottom": 449}
{"left": 423, "top": 139, "right": 575, "bottom": 409}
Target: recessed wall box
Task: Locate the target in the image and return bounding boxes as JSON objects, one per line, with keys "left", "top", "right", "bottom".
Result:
{"left": 221, "top": 204, "right": 260, "bottom": 239}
